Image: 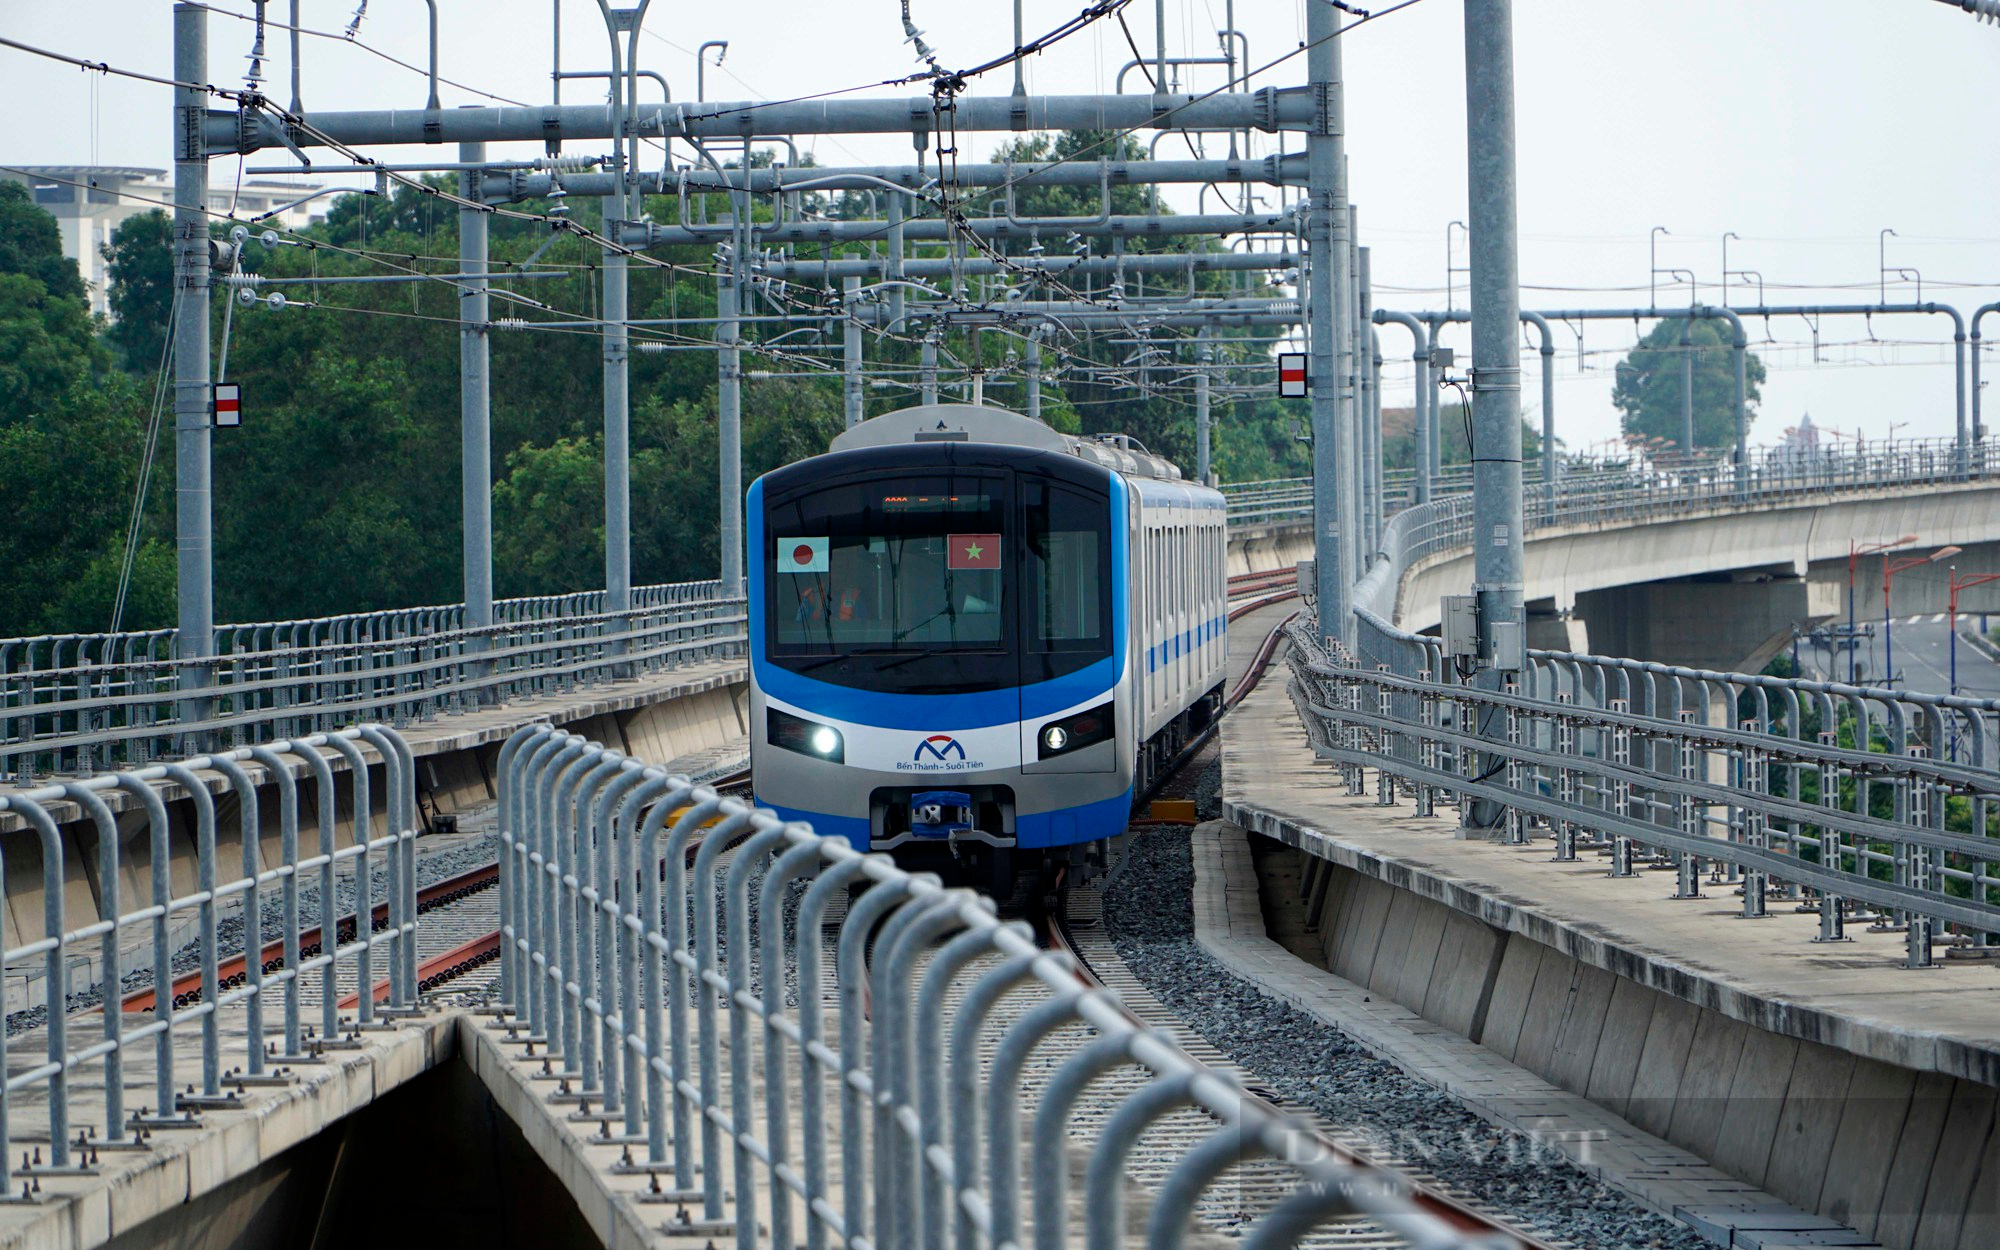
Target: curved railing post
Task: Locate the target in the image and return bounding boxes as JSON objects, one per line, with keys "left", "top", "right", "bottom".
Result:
{"left": 8, "top": 798, "right": 71, "bottom": 1163}
{"left": 495, "top": 724, "right": 554, "bottom": 1017}
{"left": 112, "top": 771, "right": 187, "bottom": 1124}
{"left": 568, "top": 749, "right": 627, "bottom": 1094}
{"left": 64, "top": 783, "right": 131, "bottom": 1143}
{"left": 588, "top": 758, "right": 650, "bottom": 1116}
{"left": 246, "top": 744, "right": 307, "bottom": 1059}
{"left": 322, "top": 736, "right": 378, "bottom": 1029}
{"left": 357, "top": 726, "right": 417, "bottom": 1006}
{"left": 160, "top": 762, "right": 223, "bottom": 1100}
{"left": 208, "top": 755, "right": 269, "bottom": 1071}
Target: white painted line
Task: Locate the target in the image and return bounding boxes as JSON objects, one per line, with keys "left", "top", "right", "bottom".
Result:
{"left": 1932, "top": 614, "right": 1948, "bottom": 624}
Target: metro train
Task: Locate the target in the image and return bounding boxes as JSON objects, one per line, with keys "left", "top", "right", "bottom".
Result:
{"left": 747, "top": 402, "right": 1228, "bottom": 886}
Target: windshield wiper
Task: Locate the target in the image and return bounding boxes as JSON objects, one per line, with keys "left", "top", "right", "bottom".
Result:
{"left": 893, "top": 604, "right": 958, "bottom": 643}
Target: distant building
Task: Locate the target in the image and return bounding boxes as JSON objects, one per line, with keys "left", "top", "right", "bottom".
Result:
{"left": 1772, "top": 412, "right": 1829, "bottom": 468}
{"left": 0, "top": 166, "right": 331, "bottom": 317}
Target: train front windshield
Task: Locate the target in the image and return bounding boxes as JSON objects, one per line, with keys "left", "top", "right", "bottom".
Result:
{"left": 765, "top": 469, "right": 1111, "bottom": 694}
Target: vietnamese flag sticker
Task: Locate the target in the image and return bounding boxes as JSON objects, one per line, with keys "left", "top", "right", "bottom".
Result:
{"left": 780, "top": 537, "right": 828, "bottom": 574}
{"left": 947, "top": 534, "right": 1001, "bottom": 570}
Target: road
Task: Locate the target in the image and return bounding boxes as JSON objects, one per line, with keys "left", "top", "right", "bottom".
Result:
{"left": 1795, "top": 613, "right": 2000, "bottom": 698}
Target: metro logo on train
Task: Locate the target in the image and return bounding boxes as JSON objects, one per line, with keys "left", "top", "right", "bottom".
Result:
{"left": 915, "top": 734, "right": 966, "bottom": 761}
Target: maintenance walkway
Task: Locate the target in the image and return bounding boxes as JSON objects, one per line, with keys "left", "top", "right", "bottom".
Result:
{"left": 1217, "top": 600, "right": 1999, "bottom": 1250}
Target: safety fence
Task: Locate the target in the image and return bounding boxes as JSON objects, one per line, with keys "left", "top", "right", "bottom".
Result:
{"left": 0, "top": 580, "right": 743, "bottom": 780}
{"left": 1350, "top": 436, "right": 2000, "bottom": 621}
{"left": 495, "top": 723, "right": 1501, "bottom": 1250}
{"left": 1226, "top": 435, "right": 1995, "bottom": 534}
{"left": 1292, "top": 613, "right": 2000, "bottom": 968}
{"left": 0, "top": 725, "right": 419, "bottom": 1195}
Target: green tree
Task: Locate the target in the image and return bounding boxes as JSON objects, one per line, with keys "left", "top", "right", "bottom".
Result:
{"left": 0, "top": 181, "right": 86, "bottom": 303}
{"left": 0, "top": 273, "right": 105, "bottom": 415}
{"left": 103, "top": 210, "right": 175, "bottom": 372}
{"left": 0, "top": 381, "right": 161, "bottom": 632}
{"left": 1611, "top": 319, "right": 1765, "bottom": 453}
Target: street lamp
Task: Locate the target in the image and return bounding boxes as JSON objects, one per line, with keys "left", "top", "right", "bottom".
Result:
{"left": 1884, "top": 546, "right": 1963, "bottom": 687}
{"left": 1848, "top": 535, "right": 1916, "bottom": 683}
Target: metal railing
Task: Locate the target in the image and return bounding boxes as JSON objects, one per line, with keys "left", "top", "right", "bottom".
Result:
{"left": 1352, "top": 436, "right": 2000, "bottom": 621}
{"left": 1223, "top": 436, "right": 1995, "bottom": 532}
{"left": 1281, "top": 430, "right": 2000, "bottom": 968}
{"left": 1291, "top": 617, "right": 2000, "bottom": 967}
{"left": 495, "top": 724, "right": 1503, "bottom": 1250}
{"left": 0, "top": 725, "right": 419, "bottom": 1196}
{"left": 1, "top": 580, "right": 745, "bottom": 780}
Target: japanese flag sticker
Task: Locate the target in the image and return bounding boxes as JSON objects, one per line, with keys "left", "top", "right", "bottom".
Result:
{"left": 781, "top": 537, "right": 829, "bottom": 574}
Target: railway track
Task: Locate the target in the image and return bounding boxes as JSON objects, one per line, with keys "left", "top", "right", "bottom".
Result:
{"left": 1035, "top": 602, "right": 1564, "bottom": 1250}
{"left": 364, "top": 582, "right": 1550, "bottom": 1247}
{"left": 1045, "top": 894, "right": 1562, "bottom": 1250}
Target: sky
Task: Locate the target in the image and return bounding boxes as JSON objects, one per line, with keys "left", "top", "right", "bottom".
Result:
{"left": 6, "top": 0, "right": 1998, "bottom": 455}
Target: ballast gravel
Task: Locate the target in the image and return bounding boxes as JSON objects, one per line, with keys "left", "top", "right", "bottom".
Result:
{"left": 6, "top": 832, "right": 502, "bottom": 1037}
{"left": 1102, "top": 800, "right": 1709, "bottom": 1250}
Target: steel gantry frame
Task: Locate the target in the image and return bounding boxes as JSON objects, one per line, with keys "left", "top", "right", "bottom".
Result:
{"left": 170, "top": 1, "right": 1357, "bottom": 668}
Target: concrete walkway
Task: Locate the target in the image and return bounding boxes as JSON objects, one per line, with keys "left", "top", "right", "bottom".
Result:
{"left": 1220, "top": 669, "right": 2000, "bottom": 1087}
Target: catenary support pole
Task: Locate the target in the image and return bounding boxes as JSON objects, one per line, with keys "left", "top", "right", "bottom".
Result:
{"left": 1026, "top": 329, "right": 1043, "bottom": 420}
{"left": 718, "top": 230, "right": 744, "bottom": 599}
{"left": 1976, "top": 301, "right": 1999, "bottom": 451}
{"left": 602, "top": 24, "right": 633, "bottom": 620}
{"left": 1679, "top": 319, "right": 1694, "bottom": 455}
{"left": 1195, "top": 327, "right": 1213, "bottom": 485}
{"left": 1343, "top": 202, "right": 1361, "bottom": 603}
{"left": 1952, "top": 309, "right": 1969, "bottom": 473}
{"left": 843, "top": 277, "right": 863, "bottom": 429}
{"left": 1375, "top": 312, "right": 1431, "bottom": 504}
{"left": 921, "top": 336, "right": 940, "bottom": 404}
{"left": 1358, "top": 245, "right": 1375, "bottom": 556}
{"left": 1521, "top": 311, "right": 1556, "bottom": 508}
{"left": 1464, "top": 0, "right": 1526, "bottom": 828}
{"left": 1370, "top": 327, "right": 1384, "bottom": 550}
{"left": 459, "top": 137, "right": 493, "bottom": 690}
{"left": 173, "top": 3, "right": 214, "bottom": 734}
{"left": 1305, "top": 0, "right": 1351, "bottom": 646}
{"left": 887, "top": 192, "right": 907, "bottom": 333}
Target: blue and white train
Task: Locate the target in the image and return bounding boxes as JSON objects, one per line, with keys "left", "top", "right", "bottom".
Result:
{"left": 748, "top": 403, "right": 1228, "bottom": 883}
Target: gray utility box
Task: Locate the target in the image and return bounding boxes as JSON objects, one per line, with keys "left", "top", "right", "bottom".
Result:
{"left": 1441, "top": 595, "right": 1479, "bottom": 659}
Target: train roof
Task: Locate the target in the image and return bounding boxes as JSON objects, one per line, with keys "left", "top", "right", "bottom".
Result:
{"left": 828, "top": 403, "right": 1187, "bottom": 483}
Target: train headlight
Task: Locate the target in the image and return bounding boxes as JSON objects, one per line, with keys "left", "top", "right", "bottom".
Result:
{"left": 768, "top": 708, "right": 845, "bottom": 763}
{"left": 1037, "top": 702, "right": 1115, "bottom": 759}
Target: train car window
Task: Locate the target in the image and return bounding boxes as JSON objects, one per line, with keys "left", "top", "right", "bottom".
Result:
{"left": 769, "top": 477, "right": 1005, "bottom": 654}
{"left": 1019, "top": 479, "right": 1112, "bottom": 684}
{"left": 765, "top": 471, "right": 1015, "bottom": 693}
